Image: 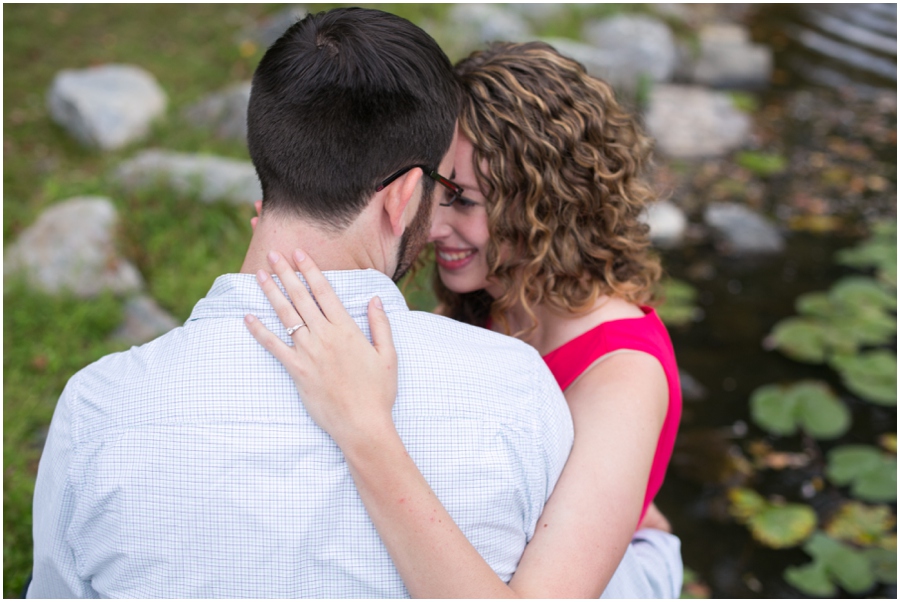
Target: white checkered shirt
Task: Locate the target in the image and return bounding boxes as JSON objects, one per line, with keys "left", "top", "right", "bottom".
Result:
{"left": 29, "top": 269, "right": 681, "bottom": 598}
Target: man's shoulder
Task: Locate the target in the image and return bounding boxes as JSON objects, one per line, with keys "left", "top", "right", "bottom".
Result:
{"left": 399, "top": 310, "right": 544, "bottom": 365}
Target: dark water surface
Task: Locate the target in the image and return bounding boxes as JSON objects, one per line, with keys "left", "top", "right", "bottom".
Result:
{"left": 659, "top": 234, "right": 874, "bottom": 598}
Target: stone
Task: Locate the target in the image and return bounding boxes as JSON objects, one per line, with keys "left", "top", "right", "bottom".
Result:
{"left": 114, "top": 150, "right": 261, "bottom": 205}
{"left": 581, "top": 14, "right": 677, "bottom": 89}
{"left": 4, "top": 197, "right": 143, "bottom": 298}
{"left": 47, "top": 64, "right": 167, "bottom": 150}
{"left": 507, "top": 3, "right": 570, "bottom": 22}
{"left": 239, "top": 5, "right": 307, "bottom": 49}
{"left": 703, "top": 202, "right": 785, "bottom": 254}
{"left": 448, "top": 4, "right": 533, "bottom": 46}
{"left": 692, "top": 24, "right": 773, "bottom": 90}
{"left": 183, "top": 81, "right": 251, "bottom": 142}
{"left": 645, "top": 85, "right": 752, "bottom": 159}
{"left": 112, "top": 295, "right": 180, "bottom": 346}
{"left": 642, "top": 200, "right": 688, "bottom": 248}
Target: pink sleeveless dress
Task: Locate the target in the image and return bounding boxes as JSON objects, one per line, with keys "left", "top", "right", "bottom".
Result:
{"left": 541, "top": 307, "right": 681, "bottom": 524}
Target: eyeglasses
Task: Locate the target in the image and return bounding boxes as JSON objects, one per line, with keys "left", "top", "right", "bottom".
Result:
{"left": 376, "top": 164, "right": 467, "bottom": 207}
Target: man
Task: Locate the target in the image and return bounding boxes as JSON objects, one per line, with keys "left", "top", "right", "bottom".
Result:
{"left": 29, "top": 8, "right": 680, "bottom": 597}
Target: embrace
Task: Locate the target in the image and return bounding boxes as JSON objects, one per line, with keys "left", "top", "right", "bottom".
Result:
{"left": 30, "top": 7, "right": 683, "bottom": 598}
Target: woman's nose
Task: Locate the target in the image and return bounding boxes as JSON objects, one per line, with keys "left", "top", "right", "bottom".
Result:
{"left": 428, "top": 209, "right": 452, "bottom": 242}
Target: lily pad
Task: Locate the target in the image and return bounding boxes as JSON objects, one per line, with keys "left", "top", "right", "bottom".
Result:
{"left": 829, "top": 276, "right": 897, "bottom": 312}
{"left": 748, "top": 504, "right": 818, "bottom": 548}
{"left": 830, "top": 351, "right": 897, "bottom": 406}
{"left": 728, "top": 488, "right": 817, "bottom": 548}
{"left": 768, "top": 318, "right": 828, "bottom": 363}
{"left": 825, "top": 502, "right": 896, "bottom": 546}
{"left": 750, "top": 381, "right": 850, "bottom": 440}
{"left": 727, "top": 487, "right": 767, "bottom": 521}
{"left": 788, "top": 532, "right": 896, "bottom": 595}
{"left": 827, "top": 445, "right": 898, "bottom": 502}
{"left": 784, "top": 560, "right": 835, "bottom": 597}
{"left": 863, "top": 548, "right": 897, "bottom": 584}
{"left": 656, "top": 279, "right": 699, "bottom": 327}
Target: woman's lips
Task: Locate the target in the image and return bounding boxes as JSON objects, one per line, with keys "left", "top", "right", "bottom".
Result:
{"left": 435, "top": 247, "right": 477, "bottom": 270}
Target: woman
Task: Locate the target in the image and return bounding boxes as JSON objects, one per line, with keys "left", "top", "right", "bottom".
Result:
{"left": 245, "top": 42, "right": 681, "bottom": 597}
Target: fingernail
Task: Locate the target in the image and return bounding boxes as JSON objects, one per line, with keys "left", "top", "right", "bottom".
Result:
{"left": 244, "top": 314, "right": 256, "bottom": 324}
{"left": 256, "top": 269, "right": 268, "bottom": 283}
{"left": 373, "top": 296, "right": 383, "bottom": 310}
{"left": 267, "top": 251, "right": 279, "bottom": 264}
{"left": 294, "top": 249, "right": 306, "bottom": 263}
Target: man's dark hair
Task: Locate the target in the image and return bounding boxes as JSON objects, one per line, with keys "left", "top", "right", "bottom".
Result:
{"left": 247, "top": 8, "right": 460, "bottom": 229}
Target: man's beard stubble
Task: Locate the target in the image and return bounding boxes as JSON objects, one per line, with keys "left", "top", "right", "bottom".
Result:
{"left": 391, "top": 186, "right": 434, "bottom": 283}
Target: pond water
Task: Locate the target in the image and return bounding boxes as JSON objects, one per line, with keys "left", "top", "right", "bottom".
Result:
{"left": 659, "top": 233, "right": 894, "bottom": 598}
{"left": 658, "top": 6, "right": 896, "bottom": 596}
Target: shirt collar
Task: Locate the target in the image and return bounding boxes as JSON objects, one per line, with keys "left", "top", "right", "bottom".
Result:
{"left": 188, "top": 269, "right": 410, "bottom": 322}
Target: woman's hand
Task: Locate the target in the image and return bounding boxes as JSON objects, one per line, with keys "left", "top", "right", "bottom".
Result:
{"left": 244, "top": 249, "right": 399, "bottom": 449}
{"left": 637, "top": 502, "right": 672, "bottom": 533}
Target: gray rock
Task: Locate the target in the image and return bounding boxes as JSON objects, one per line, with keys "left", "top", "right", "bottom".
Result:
{"left": 692, "top": 24, "right": 773, "bottom": 89}
{"left": 507, "top": 3, "right": 570, "bottom": 22}
{"left": 642, "top": 200, "right": 688, "bottom": 248}
{"left": 183, "top": 81, "right": 251, "bottom": 142}
{"left": 112, "top": 295, "right": 180, "bottom": 346}
{"left": 47, "top": 64, "right": 167, "bottom": 150}
{"left": 581, "top": 14, "right": 677, "bottom": 89}
{"left": 645, "top": 85, "right": 752, "bottom": 158}
{"left": 240, "top": 5, "right": 307, "bottom": 49}
{"left": 114, "top": 150, "right": 261, "bottom": 205}
{"left": 4, "top": 196, "right": 143, "bottom": 298}
{"left": 703, "top": 202, "right": 785, "bottom": 254}
{"left": 448, "top": 4, "right": 533, "bottom": 46}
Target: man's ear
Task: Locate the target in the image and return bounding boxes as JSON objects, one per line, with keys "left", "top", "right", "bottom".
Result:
{"left": 381, "top": 168, "right": 424, "bottom": 237}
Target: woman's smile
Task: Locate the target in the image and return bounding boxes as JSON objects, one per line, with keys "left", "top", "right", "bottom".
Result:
{"left": 435, "top": 246, "right": 478, "bottom": 270}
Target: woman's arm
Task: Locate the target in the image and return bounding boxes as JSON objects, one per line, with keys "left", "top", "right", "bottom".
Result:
{"left": 245, "top": 250, "right": 668, "bottom": 598}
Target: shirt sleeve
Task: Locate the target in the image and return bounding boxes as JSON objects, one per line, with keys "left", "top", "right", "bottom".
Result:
{"left": 28, "top": 380, "right": 98, "bottom": 599}
{"left": 601, "top": 529, "right": 684, "bottom": 599}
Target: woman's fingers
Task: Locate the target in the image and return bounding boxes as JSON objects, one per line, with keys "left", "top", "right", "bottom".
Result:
{"left": 254, "top": 268, "right": 312, "bottom": 336}
{"left": 265, "top": 251, "right": 327, "bottom": 330}
{"left": 243, "top": 313, "right": 297, "bottom": 366}
{"left": 367, "top": 296, "right": 397, "bottom": 365}
{"left": 292, "top": 250, "right": 355, "bottom": 327}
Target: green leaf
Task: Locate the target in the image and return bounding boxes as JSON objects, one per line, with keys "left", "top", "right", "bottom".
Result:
{"left": 750, "top": 384, "right": 798, "bottom": 435}
{"left": 784, "top": 560, "right": 836, "bottom": 597}
{"left": 735, "top": 151, "right": 788, "bottom": 176}
{"left": 793, "top": 382, "right": 851, "bottom": 439}
{"left": 769, "top": 318, "right": 828, "bottom": 363}
{"left": 656, "top": 278, "right": 699, "bottom": 327}
{"left": 863, "top": 548, "right": 898, "bottom": 584}
{"left": 749, "top": 381, "right": 850, "bottom": 439}
{"left": 795, "top": 292, "right": 835, "bottom": 319}
{"left": 830, "top": 351, "right": 897, "bottom": 406}
{"left": 825, "top": 502, "right": 896, "bottom": 546}
{"left": 727, "top": 487, "right": 767, "bottom": 521}
{"left": 853, "top": 459, "right": 898, "bottom": 502}
{"left": 827, "top": 446, "right": 884, "bottom": 483}
{"left": 830, "top": 276, "right": 897, "bottom": 312}
{"left": 748, "top": 503, "right": 817, "bottom": 548}
{"left": 802, "top": 532, "right": 876, "bottom": 594}
{"left": 827, "top": 446, "right": 898, "bottom": 503}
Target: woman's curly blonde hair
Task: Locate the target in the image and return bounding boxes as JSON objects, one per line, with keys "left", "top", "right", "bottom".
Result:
{"left": 434, "top": 41, "right": 662, "bottom": 336}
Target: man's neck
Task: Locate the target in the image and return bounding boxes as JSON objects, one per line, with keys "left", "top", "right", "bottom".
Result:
{"left": 240, "top": 213, "right": 381, "bottom": 276}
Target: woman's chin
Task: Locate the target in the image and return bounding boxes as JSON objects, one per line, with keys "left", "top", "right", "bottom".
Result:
{"left": 437, "top": 268, "right": 488, "bottom": 295}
